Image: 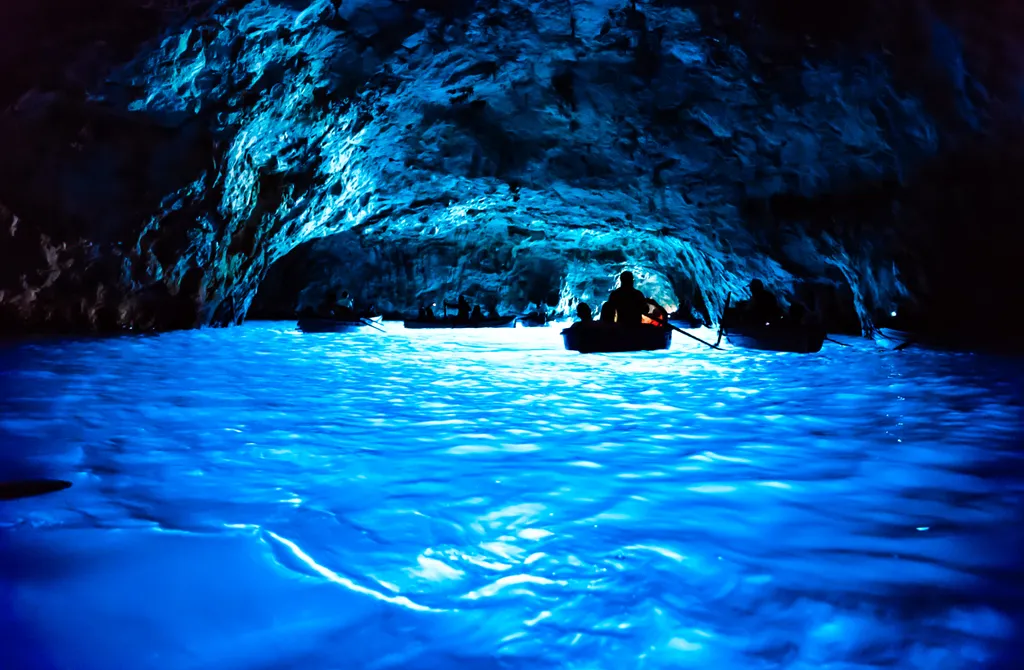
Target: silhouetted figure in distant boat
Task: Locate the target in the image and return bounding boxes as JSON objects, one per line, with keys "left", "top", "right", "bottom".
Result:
{"left": 418, "top": 304, "right": 436, "bottom": 321}
{"left": 456, "top": 295, "right": 470, "bottom": 321}
{"left": 605, "top": 271, "right": 649, "bottom": 325}
{"left": 787, "top": 301, "right": 806, "bottom": 326}
{"left": 470, "top": 305, "right": 484, "bottom": 322}
{"left": 576, "top": 303, "right": 593, "bottom": 324}
{"left": 333, "top": 291, "right": 356, "bottom": 319}
{"left": 741, "top": 279, "right": 783, "bottom": 326}
{"left": 319, "top": 290, "right": 340, "bottom": 318}
{"left": 444, "top": 295, "right": 472, "bottom": 321}
{"left": 670, "top": 298, "right": 707, "bottom": 328}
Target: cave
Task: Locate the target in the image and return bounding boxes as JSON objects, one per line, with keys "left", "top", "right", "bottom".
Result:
{"left": 0, "top": 0, "right": 1020, "bottom": 346}
{"left": 2, "top": 1, "right": 1024, "bottom": 668}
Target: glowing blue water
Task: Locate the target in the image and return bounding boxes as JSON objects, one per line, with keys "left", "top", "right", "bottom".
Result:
{"left": 2, "top": 322, "right": 1023, "bottom": 669}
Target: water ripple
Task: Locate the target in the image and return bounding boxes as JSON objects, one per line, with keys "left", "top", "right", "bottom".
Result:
{"left": 1, "top": 322, "right": 1023, "bottom": 669}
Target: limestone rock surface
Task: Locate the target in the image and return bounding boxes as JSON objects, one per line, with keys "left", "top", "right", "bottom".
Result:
{"left": 0, "top": 0, "right": 1020, "bottom": 340}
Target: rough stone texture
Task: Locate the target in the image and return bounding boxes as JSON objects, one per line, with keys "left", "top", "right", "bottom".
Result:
{"left": 0, "top": 0, "right": 1021, "bottom": 340}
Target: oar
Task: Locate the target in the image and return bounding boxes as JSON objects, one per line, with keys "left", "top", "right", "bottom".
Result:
{"left": 715, "top": 293, "right": 731, "bottom": 347}
{"left": 825, "top": 336, "right": 851, "bottom": 347}
{"left": 360, "top": 317, "right": 385, "bottom": 333}
{"left": 652, "top": 317, "right": 722, "bottom": 350}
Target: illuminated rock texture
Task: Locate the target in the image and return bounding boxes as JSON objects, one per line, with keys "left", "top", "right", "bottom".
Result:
{"left": 0, "top": 0, "right": 1020, "bottom": 341}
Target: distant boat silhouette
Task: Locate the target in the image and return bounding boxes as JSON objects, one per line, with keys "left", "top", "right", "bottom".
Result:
{"left": 403, "top": 316, "right": 517, "bottom": 329}
{"left": 297, "top": 315, "right": 384, "bottom": 333}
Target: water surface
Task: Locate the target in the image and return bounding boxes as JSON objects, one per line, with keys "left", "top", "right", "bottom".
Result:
{"left": 2, "top": 322, "right": 1023, "bottom": 669}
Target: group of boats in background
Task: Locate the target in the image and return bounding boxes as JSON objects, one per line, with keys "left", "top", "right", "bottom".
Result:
{"left": 294, "top": 274, "right": 922, "bottom": 354}
{"left": 297, "top": 313, "right": 519, "bottom": 333}
{"left": 295, "top": 311, "right": 915, "bottom": 355}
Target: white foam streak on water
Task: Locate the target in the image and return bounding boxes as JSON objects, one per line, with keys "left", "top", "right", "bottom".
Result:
{"left": 1, "top": 322, "right": 1023, "bottom": 669}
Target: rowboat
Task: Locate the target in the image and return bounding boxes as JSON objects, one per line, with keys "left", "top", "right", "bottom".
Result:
{"left": 518, "top": 314, "right": 550, "bottom": 328}
{"left": 872, "top": 327, "right": 916, "bottom": 350}
{"left": 725, "top": 324, "right": 826, "bottom": 353}
{"left": 562, "top": 323, "right": 672, "bottom": 353}
{"left": 297, "top": 315, "right": 383, "bottom": 333}
{"left": 403, "top": 316, "right": 517, "bottom": 329}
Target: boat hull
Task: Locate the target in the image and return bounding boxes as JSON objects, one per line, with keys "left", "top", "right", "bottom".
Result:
{"left": 403, "top": 316, "right": 517, "bottom": 329}
{"left": 297, "top": 316, "right": 383, "bottom": 333}
{"left": 562, "top": 324, "right": 672, "bottom": 353}
{"left": 873, "top": 328, "right": 916, "bottom": 350}
{"left": 726, "top": 326, "right": 825, "bottom": 353}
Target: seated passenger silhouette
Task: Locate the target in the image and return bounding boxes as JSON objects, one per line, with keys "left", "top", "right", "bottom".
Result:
{"left": 745, "top": 279, "right": 783, "bottom": 326}
{"left": 605, "top": 271, "right": 648, "bottom": 325}
{"left": 670, "top": 299, "right": 707, "bottom": 328}
{"left": 319, "top": 290, "right": 339, "bottom": 317}
{"left": 787, "top": 301, "right": 806, "bottom": 326}
{"left": 335, "top": 291, "right": 356, "bottom": 319}
{"left": 445, "top": 295, "right": 472, "bottom": 321}
{"left": 470, "top": 305, "right": 484, "bottom": 322}
{"left": 576, "top": 303, "right": 594, "bottom": 324}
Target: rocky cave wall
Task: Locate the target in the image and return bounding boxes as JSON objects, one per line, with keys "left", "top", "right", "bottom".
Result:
{"left": 1, "top": 0, "right": 1021, "bottom": 338}
{"left": 250, "top": 227, "right": 724, "bottom": 323}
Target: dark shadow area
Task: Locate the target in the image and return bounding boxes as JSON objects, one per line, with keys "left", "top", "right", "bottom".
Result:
{"left": 0, "top": 479, "right": 72, "bottom": 501}
{"left": 741, "top": 132, "right": 1024, "bottom": 351}
{"left": 0, "top": 0, "right": 211, "bottom": 107}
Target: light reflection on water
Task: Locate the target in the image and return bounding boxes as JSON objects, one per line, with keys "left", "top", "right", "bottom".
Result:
{"left": 1, "top": 322, "right": 1023, "bottom": 669}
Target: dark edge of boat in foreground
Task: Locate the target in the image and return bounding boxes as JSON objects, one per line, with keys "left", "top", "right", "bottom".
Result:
{"left": 297, "top": 315, "right": 383, "bottom": 333}
{"left": 0, "top": 479, "right": 72, "bottom": 501}
{"left": 403, "top": 316, "right": 518, "bottom": 329}
{"left": 562, "top": 323, "right": 672, "bottom": 353}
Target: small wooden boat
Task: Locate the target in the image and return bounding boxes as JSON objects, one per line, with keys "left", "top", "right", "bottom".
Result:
{"left": 562, "top": 323, "right": 672, "bottom": 353}
{"left": 297, "top": 315, "right": 383, "bottom": 333}
{"left": 518, "top": 314, "right": 550, "bottom": 328}
{"left": 725, "top": 324, "right": 826, "bottom": 353}
{"left": 403, "top": 316, "right": 517, "bottom": 329}
{"left": 872, "top": 327, "right": 916, "bottom": 350}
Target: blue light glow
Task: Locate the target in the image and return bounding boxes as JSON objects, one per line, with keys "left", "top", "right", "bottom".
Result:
{"left": 1, "top": 323, "right": 1022, "bottom": 668}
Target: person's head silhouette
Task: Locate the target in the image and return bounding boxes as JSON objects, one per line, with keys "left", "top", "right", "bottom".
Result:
{"left": 620, "top": 271, "right": 635, "bottom": 289}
